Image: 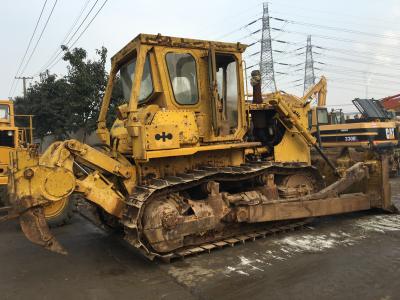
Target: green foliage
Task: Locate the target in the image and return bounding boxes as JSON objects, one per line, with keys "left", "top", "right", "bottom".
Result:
{"left": 14, "top": 74, "right": 70, "bottom": 139}
{"left": 14, "top": 46, "right": 123, "bottom": 140}
{"left": 63, "top": 47, "right": 108, "bottom": 138}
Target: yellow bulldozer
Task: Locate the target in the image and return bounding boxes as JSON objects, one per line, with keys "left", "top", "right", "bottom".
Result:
{"left": 3, "top": 34, "right": 395, "bottom": 261}
{"left": 0, "top": 100, "right": 16, "bottom": 206}
{"left": 0, "top": 100, "right": 74, "bottom": 225}
{"left": 0, "top": 99, "right": 32, "bottom": 206}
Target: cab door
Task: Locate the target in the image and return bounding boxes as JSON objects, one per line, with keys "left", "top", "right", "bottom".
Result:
{"left": 208, "top": 49, "right": 241, "bottom": 138}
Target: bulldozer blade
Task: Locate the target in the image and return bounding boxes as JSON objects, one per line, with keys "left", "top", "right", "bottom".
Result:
{"left": 19, "top": 206, "right": 67, "bottom": 255}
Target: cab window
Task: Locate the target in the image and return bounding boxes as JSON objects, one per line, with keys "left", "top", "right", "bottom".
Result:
{"left": 120, "top": 54, "right": 153, "bottom": 104}
{"left": 166, "top": 53, "right": 199, "bottom": 105}
{"left": 317, "top": 108, "right": 329, "bottom": 125}
{"left": 216, "top": 54, "right": 238, "bottom": 130}
{"left": 0, "top": 104, "right": 10, "bottom": 120}
{"left": 0, "top": 131, "right": 14, "bottom": 147}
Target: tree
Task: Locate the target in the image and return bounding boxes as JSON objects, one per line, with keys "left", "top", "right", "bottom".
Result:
{"left": 14, "top": 45, "right": 124, "bottom": 141}
{"left": 14, "top": 73, "right": 70, "bottom": 140}
{"left": 62, "top": 46, "right": 108, "bottom": 141}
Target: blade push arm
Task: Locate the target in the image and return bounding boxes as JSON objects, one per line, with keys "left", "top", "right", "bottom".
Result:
{"left": 7, "top": 140, "right": 134, "bottom": 254}
{"left": 268, "top": 94, "right": 337, "bottom": 174}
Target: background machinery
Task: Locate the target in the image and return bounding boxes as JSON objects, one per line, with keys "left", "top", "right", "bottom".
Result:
{"left": 312, "top": 98, "right": 398, "bottom": 148}
{"left": 0, "top": 99, "right": 19, "bottom": 207}
{"left": 381, "top": 93, "right": 400, "bottom": 116}
{"left": 0, "top": 99, "right": 35, "bottom": 206}
{"left": 306, "top": 81, "right": 399, "bottom": 177}
{"left": 4, "top": 34, "right": 394, "bottom": 260}
{"left": 0, "top": 100, "right": 73, "bottom": 225}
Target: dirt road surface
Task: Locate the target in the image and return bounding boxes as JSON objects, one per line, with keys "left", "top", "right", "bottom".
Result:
{"left": 1, "top": 179, "right": 400, "bottom": 300}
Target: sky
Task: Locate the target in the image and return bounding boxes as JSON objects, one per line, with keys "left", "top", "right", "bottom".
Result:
{"left": 1, "top": 0, "right": 400, "bottom": 112}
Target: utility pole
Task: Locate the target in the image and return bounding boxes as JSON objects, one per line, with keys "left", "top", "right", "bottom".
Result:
{"left": 303, "top": 35, "right": 315, "bottom": 94}
{"left": 15, "top": 76, "right": 33, "bottom": 99}
{"left": 259, "top": 2, "right": 277, "bottom": 92}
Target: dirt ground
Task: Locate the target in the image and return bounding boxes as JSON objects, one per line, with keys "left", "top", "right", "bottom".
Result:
{"left": 1, "top": 179, "right": 400, "bottom": 300}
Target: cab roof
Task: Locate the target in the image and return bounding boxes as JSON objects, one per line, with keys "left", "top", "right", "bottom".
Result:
{"left": 111, "top": 33, "right": 248, "bottom": 64}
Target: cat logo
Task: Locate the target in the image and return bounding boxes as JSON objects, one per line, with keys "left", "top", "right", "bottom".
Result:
{"left": 155, "top": 132, "right": 173, "bottom": 142}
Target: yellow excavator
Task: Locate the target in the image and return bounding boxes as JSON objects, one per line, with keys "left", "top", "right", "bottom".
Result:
{"left": 306, "top": 79, "right": 399, "bottom": 177}
{"left": 3, "top": 34, "right": 394, "bottom": 261}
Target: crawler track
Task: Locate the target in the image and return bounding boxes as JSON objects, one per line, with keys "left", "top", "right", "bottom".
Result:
{"left": 121, "top": 161, "right": 322, "bottom": 261}
{"left": 160, "top": 219, "right": 313, "bottom": 262}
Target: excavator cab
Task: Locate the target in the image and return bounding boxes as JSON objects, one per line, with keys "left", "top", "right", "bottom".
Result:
{"left": 329, "top": 109, "right": 345, "bottom": 125}
{"left": 308, "top": 107, "right": 345, "bottom": 129}
{"left": 308, "top": 106, "right": 329, "bottom": 130}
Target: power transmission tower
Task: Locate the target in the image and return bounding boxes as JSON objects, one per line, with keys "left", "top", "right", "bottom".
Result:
{"left": 303, "top": 35, "right": 315, "bottom": 94}
{"left": 259, "top": 2, "right": 277, "bottom": 92}
{"left": 15, "top": 76, "right": 33, "bottom": 99}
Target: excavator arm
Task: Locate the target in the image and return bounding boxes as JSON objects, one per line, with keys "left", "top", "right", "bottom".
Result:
{"left": 7, "top": 140, "right": 134, "bottom": 254}
{"left": 301, "top": 76, "right": 327, "bottom": 107}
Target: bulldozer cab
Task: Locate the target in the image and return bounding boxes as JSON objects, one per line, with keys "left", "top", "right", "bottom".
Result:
{"left": 97, "top": 34, "right": 248, "bottom": 161}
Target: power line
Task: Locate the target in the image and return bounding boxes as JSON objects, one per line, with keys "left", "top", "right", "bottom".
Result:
{"left": 327, "top": 79, "right": 396, "bottom": 93}
{"left": 203, "top": 7, "right": 263, "bottom": 38}
{"left": 19, "top": 0, "right": 58, "bottom": 77}
{"left": 270, "top": 26, "right": 400, "bottom": 52}
{"left": 214, "top": 18, "right": 261, "bottom": 40}
{"left": 315, "top": 68, "right": 400, "bottom": 85}
{"left": 270, "top": 16, "right": 400, "bottom": 40}
{"left": 317, "top": 53, "right": 400, "bottom": 70}
{"left": 319, "top": 63, "right": 400, "bottom": 80}
{"left": 313, "top": 44, "right": 400, "bottom": 62}
{"left": 271, "top": 38, "right": 400, "bottom": 64}
{"left": 8, "top": 0, "right": 48, "bottom": 97}
{"left": 68, "top": 0, "right": 108, "bottom": 49}
{"left": 268, "top": 0, "right": 400, "bottom": 27}
{"left": 269, "top": 8, "right": 400, "bottom": 33}
{"left": 40, "top": 0, "right": 101, "bottom": 73}
{"left": 37, "top": 0, "right": 92, "bottom": 76}
{"left": 46, "top": 0, "right": 109, "bottom": 71}
{"left": 11, "top": 0, "right": 58, "bottom": 97}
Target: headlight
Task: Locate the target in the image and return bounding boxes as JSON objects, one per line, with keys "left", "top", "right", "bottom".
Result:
{"left": 7, "top": 130, "right": 13, "bottom": 136}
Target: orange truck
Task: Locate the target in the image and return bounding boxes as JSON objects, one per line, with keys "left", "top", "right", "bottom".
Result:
{"left": 381, "top": 94, "right": 400, "bottom": 113}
